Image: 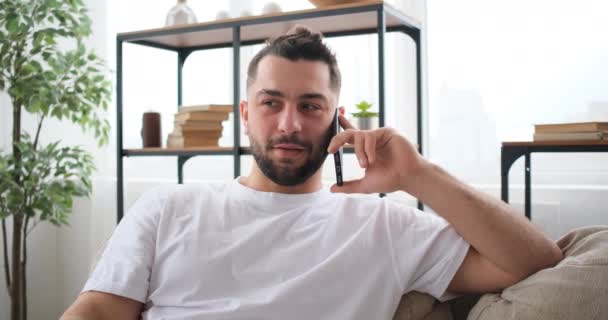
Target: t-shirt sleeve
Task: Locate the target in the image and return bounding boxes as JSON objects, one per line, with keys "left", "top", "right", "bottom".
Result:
{"left": 81, "top": 186, "right": 167, "bottom": 303}
{"left": 386, "top": 201, "right": 470, "bottom": 302}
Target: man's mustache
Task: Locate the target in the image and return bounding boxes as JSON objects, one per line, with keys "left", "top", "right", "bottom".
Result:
{"left": 267, "top": 135, "right": 312, "bottom": 151}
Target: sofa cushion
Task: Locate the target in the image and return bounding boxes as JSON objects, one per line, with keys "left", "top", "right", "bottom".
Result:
{"left": 392, "top": 291, "right": 451, "bottom": 320}
{"left": 467, "top": 225, "right": 608, "bottom": 320}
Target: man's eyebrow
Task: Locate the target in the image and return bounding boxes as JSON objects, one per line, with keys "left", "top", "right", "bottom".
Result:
{"left": 299, "top": 93, "right": 328, "bottom": 103}
{"left": 256, "top": 89, "right": 284, "bottom": 98}
{"left": 256, "top": 90, "right": 329, "bottom": 103}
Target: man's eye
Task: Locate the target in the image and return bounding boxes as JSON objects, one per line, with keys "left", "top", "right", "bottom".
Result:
{"left": 301, "top": 103, "right": 320, "bottom": 111}
{"left": 263, "top": 100, "right": 279, "bottom": 107}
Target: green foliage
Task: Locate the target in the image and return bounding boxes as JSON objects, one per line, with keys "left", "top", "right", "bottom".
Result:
{"left": 351, "top": 100, "right": 378, "bottom": 118}
{"left": 0, "top": 0, "right": 111, "bottom": 226}
{"left": 0, "top": 134, "right": 94, "bottom": 225}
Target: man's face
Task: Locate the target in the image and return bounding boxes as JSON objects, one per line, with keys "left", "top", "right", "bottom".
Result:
{"left": 241, "top": 55, "right": 338, "bottom": 186}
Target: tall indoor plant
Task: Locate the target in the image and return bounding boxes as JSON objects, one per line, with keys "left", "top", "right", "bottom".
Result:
{"left": 0, "top": 1, "right": 111, "bottom": 319}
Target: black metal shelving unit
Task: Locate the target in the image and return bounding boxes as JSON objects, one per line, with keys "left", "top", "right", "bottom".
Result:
{"left": 116, "top": 1, "right": 423, "bottom": 222}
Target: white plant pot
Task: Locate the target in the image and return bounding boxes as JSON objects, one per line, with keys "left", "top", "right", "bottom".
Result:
{"left": 355, "top": 116, "right": 378, "bottom": 130}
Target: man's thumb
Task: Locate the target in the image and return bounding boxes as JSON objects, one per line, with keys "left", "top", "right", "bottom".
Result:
{"left": 330, "top": 179, "right": 365, "bottom": 194}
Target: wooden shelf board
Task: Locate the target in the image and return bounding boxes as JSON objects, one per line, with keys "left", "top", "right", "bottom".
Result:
{"left": 117, "top": 1, "right": 419, "bottom": 49}
{"left": 124, "top": 144, "right": 355, "bottom": 156}
{"left": 124, "top": 147, "right": 234, "bottom": 156}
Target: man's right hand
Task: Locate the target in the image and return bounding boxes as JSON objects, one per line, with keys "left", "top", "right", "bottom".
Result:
{"left": 327, "top": 114, "right": 427, "bottom": 195}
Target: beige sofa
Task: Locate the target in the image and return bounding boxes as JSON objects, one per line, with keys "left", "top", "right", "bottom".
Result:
{"left": 392, "top": 226, "right": 608, "bottom": 320}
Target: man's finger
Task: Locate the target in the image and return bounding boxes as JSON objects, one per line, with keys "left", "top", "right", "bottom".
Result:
{"left": 330, "top": 178, "right": 367, "bottom": 194}
{"left": 339, "top": 114, "right": 356, "bottom": 130}
{"left": 327, "top": 129, "right": 355, "bottom": 153}
{"left": 364, "top": 133, "right": 376, "bottom": 164}
{"left": 354, "top": 132, "right": 367, "bottom": 168}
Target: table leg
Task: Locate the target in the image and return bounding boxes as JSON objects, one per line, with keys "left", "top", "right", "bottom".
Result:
{"left": 501, "top": 162, "right": 509, "bottom": 203}
{"left": 524, "top": 152, "right": 531, "bottom": 220}
{"left": 178, "top": 156, "right": 192, "bottom": 184}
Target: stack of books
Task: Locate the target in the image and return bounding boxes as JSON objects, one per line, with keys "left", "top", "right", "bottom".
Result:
{"left": 167, "top": 104, "right": 233, "bottom": 148}
{"left": 533, "top": 122, "right": 608, "bottom": 141}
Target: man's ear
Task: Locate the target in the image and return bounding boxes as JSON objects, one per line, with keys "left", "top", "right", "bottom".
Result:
{"left": 240, "top": 100, "right": 249, "bottom": 134}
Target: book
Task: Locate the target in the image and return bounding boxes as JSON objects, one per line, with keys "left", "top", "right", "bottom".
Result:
{"left": 173, "top": 122, "right": 223, "bottom": 133}
{"left": 533, "top": 131, "right": 607, "bottom": 141}
{"left": 534, "top": 122, "right": 608, "bottom": 133}
{"left": 167, "top": 133, "right": 220, "bottom": 148}
{"left": 167, "top": 138, "right": 219, "bottom": 148}
{"left": 178, "top": 104, "right": 233, "bottom": 113}
{"left": 175, "top": 112, "right": 230, "bottom": 122}
{"left": 174, "top": 119, "right": 224, "bottom": 128}
{"left": 171, "top": 130, "right": 223, "bottom": 139}
{"left": 172, "top": 127, "right": 222, "bottom": 137}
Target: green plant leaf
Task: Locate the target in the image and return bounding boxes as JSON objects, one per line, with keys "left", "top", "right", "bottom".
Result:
{"left": 5, "top": 14, "right": 19, "bottom": 33}
{"left": 351, "top": 100, "right": 378, "bottom": 118}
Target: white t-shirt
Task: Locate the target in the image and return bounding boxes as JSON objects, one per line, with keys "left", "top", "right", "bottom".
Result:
{"left": 83, "top": 178, "right": 469, "bottom": 320}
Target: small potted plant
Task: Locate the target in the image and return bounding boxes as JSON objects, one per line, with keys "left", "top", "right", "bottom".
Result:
{"left": 351, "top": 100, "right": 379, "bottom": 130}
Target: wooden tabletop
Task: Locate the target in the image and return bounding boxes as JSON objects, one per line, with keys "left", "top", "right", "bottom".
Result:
{"left": 503, "top": 140, "right": 608, "bottom": 147}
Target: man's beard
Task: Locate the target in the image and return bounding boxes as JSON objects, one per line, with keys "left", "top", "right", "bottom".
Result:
{"left": 249, "top": 130, "right": 333, "bottom": 186}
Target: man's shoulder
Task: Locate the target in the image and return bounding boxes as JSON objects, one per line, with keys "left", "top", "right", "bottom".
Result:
{"left": 125, "top": 181, "right": 233, "bottom": 220}
{"left": 147, "top": 180, "right": 232, "bottom": 200}
{"left": 132, "top": 180, "right": 232, "bottom": 210}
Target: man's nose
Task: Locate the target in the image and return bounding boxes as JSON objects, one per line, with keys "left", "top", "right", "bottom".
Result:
{"left": 277, "top": 107, "right": 302, "bottom": 134}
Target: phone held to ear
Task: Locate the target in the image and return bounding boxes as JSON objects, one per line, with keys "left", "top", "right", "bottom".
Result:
{"left": 332, "top": 109, "right": 343, "bottom": 186}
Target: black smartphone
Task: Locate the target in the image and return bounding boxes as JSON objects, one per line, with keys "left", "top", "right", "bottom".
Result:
{"left": 332, "top": 109, "right": 343, "bottom": 186}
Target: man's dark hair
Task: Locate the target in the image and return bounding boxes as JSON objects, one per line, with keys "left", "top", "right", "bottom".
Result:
{"left": 246, "top": 26, "right": 341, "bottom": 93}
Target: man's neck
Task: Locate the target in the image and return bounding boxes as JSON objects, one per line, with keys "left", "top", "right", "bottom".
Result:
{"left": 239, "top": 165, "right": 323, "bottom": 194}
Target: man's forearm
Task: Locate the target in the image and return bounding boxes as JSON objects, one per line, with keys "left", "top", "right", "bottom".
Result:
{"left": 403, "top": 162, "right": 562, "bottom": 279}
{"left": 61, "top": 316, "right": 89, "bottom": 320}
{"left": 60, "top": 291, "right": 142, "bottom": 320}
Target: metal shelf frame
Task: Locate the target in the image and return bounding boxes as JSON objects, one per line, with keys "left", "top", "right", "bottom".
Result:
{"left": 501, "top": 141, "right": 608, "bottom": 220}
{"left": 116, "top": 2, "right": 423, "bottom": 221}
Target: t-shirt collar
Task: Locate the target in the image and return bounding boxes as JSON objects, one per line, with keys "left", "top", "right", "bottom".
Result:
{"left": 231, "top": 176, "right": 332, "bottom": 210}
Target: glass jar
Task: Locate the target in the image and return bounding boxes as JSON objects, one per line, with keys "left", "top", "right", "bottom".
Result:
{"left": 165, "top": 0, "right": 197, "bottom": 26}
